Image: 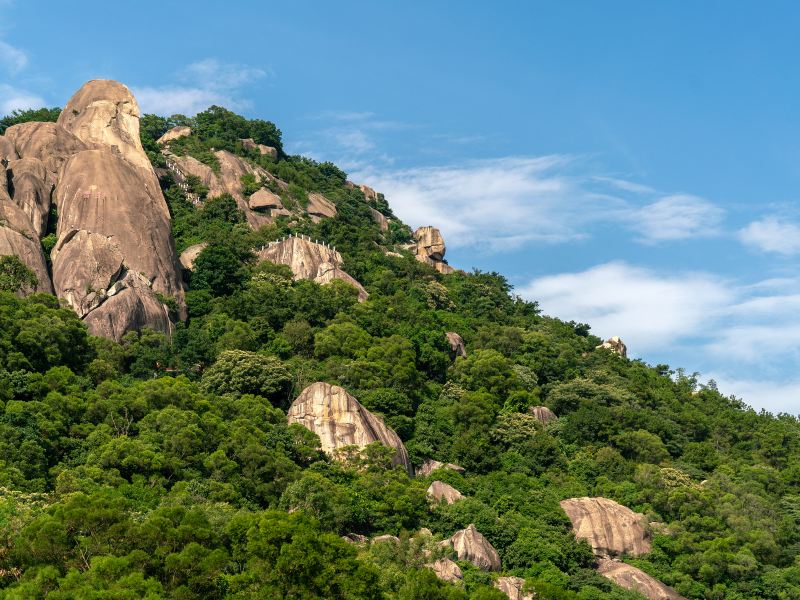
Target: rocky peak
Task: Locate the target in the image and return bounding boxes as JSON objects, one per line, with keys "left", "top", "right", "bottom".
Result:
{"left": 287, "top": 382, "right": 411, "bottom": 473}
{"left": 560, "top": 497, "right": 651, "bottom": 557}
{"left": 597, "top": 336, "right": 627, "bottom": 358}
{"left": 447, "top": 524, "right": 501, "bottom": 571}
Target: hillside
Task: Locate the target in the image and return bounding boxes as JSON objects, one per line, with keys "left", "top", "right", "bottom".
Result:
{"left": 0, "top": 80, "right": 798, "bottom": 599}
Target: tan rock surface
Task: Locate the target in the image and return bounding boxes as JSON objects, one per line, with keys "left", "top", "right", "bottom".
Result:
{"left": 287, "top": 382, "right": 411, "bottom": 473}
{"left": 3, "top": 121, "right": 89, "bottom": 180}
{"left": 426, "top": 558, "right": 463, "bottom": 583}
{"left": 598, "top": 560, "right": 684, "bottom": 600}
{"left": 560, "top": 497, "right": 650, "bottom": 557}
{"left": 597, "top": 336, "right": 627, "bottom": 358}
{"left": 369, "top": 207, "right": 389, "bottom": 231}
{"left": 5, "top": 158, "right": 52, "bottom": 237}
{"left": 257, "top": 236, "right": 368, "bottom": 301}
{"left": 413, "top": 226, "right": 455, "bottom": 274}
{"left": 427, "top": 481, "right": 464, "bottom": 504}
{"left": 448, "top": 524, "right": 501, "bottom": 571}
{"left": 529, "top": 405, "right": 558, "bottom": 426}
{"left": 241, "top": 137, "right": 277, "bottom": 158}
{"left": 494, "top": 576, "right": 534, "bottom": 600}
{"left": 307, "top": 192, "right": 337, "bottom": 221}
{"left": 372, "top": 535, "right": 400, "bottom": 545}
{"left": 0, "top": 227, "right": 53, "bottom": 293}
{"left": 157, "top": 126, "right": 191, "bottom": 145}
{"left": 248, "top": 188, "right": 283, "bottom": 210}
{"left": 446, "top": 332, "right": 467, "bottom": 358}
{"left": 417, "top": 459, "right": 465, "bottom": 477}
{"left": 179, "top": 243, "right": 208, "bottom": 271}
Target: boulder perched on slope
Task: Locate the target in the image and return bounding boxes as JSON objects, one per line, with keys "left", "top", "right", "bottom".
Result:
{"left": 528, "top": 405, "right": 558, "bottom": 426}
{"left": 560, "top": 497, "right": 651, "bottom": 557}
{"left": 427, "top": 481, "right": 464, "bottom": 504}
{"left": 157, "top": 125, "right": 191, "bottom": 145}
{"left": 597, "top": 336, "right": 627, "bottom": 358}
{"left": 426, "top": 558, "right": 463, "bottom": 583}
{"left": 598, "top": 559, "right": 684, "bottom": 600}
{"left": 287, "top": 382, "right": 411, "bottom": 473}
{"left": 447, "top": 524, "right": 501, "bottom": 571}
{"left": 417, "top": 459, "right": 465, "bottom": 477}
{"left": 445, "top": 332, "right": 467, "bottom": 358}
{"left": 413, "top": 226, "right": 455, "bottom": 274}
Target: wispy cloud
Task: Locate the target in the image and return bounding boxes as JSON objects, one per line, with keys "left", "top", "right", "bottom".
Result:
{"left": 739, "top": 216, "right": 800, "bottom": 256}
{"left": 623, "top": 194, "right": 725, "bottom": 244}
{"left": 0, "top": 39, "right": 27, "bottom": 74}
{"left": 133, "top": 59, "right": 268, "bottom": 116}
{"left": 0, "top": 83, "right": 45, "bottom": 114}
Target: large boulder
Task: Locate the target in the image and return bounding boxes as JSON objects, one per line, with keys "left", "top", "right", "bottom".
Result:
{"left": 427, "top": 481, "right": 464, "bottom": 504}
{"left": 287, "top": 382, "right": 411, "bottom": 473}
{"left": 445, "top": 332, "right": 467, "bottom": 358}
{"left": 157, "top": 126, "right": 191, "bottom": 145}
{"left": 5, "top": 158, "right": 52, "bottom": 237}
{"left": 257, "top": 235, "right": 368, "bottom": 301}
{"left": 598, "top": 560, "right": 684, "bottom": 600}
{"left": 426, "top": 558, "right": 462, "bottom": 584}
{"left": 3, "top": 121, "right": 89, "bottom": 180}
{"left": 494, "top": 577, "right": 534, "bottom": 600}
{"left": 307, "top": 192, "right": 337, "bottom": 221}
{"left": 240, "top": 137, "right": 277, "bottom": 158}
{"left": 528, "top": 405, "right": 558, "bottom": 426}
{"left": 178, "top": 242, "right": 208, "bottom": 271}
{"left": 597, "top": 336, "right": 627, "bottom": 358}
{"left": 413, "top": 226, "right": 455, "bottom": 274}
{"left": 0, "top": 227, "right": 53, "bottom": 294}
{"left": 560, "top": 497, "right": 650, "bottom": 557}
{"left": 448, "top": 524, "right": 501, "bottom": 571}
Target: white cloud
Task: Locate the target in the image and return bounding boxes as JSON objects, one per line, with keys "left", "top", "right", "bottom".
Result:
{"left": 739, "top": 216, "right": 800, "bottom": 255}
{"left": 519, "top": 261, "right": 734, "bottom": 352}
{"left": 623, "top": 194, "right": 724, "bottom": 243}
{"left": 133, "top": 59, "right": 267, "bottom": 116}
{"left": 0, "top": 83, "right": 45, "bottom": 113}
{"left": 0, "top": 39, "right": 27, "bottom": 74}
{"left": 707, "top": 374, "right": 800, "bottom": 415}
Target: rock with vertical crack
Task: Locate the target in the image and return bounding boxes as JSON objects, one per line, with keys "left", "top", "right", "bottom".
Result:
{"left": 287, "top": 382, "right": 411, "bottom": 473}
{"left": 414, "top": 226, "right": 455, "bottom": 274}
{"left": 0, "top": 227, "right": 53, "bottom": 294}
{"left": 427, "top": 481, "right": 464, "bottom": 504}
{"left": 528, "top": 405, "right": 558, "bottom": 426}
{"left": 494, "top": 577, "right": 534, "bottom": 600}
{"left": 446, "top": 332, "right": 467, "bottom": 358}
{"left": 560, "top": 497, "right": 651, "bottom": 557}
{"left": 447, "top": 524, "right": 501, "bottom": 571}
{"left": 597, "top": 560, "right": 684, "bottom": 600}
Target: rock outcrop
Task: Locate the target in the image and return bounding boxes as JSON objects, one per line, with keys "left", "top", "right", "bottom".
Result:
{"left": 447, "top": 524, "right": 501, "bottom": 571}
{"left": 427, "top": 481, "right": 464, "bottom": 504}
{"left": 417, "top": 459, "right": 465, "bottom": 477}
{"left": 597, "top": 336, "right": 627, "bottom": 358}
{"left": 446, "top": 332, "right": 467, "bottom": 358}
{"left": 598, "top": 560, "right": 684, "bottom": 600}
{"left": 560, "top": 497, "right": 650, "bottom": 557}
{"left": 307, "top": 192, "right": 337, "bottom": 222}
{"left": 413, "top": 226, "right": 455, "bottom": 274}
{"left": 369, "top": 207, "right": 389, "bottom": 231}
{"left": 241, "top": 137, "right": 277, "bottom": 158}
{"left": 372, "top": 535, "right": 400, "bottom": 545}
{"left": 257, "top": 235, "right": 368, "bottom": 301}
{"left": 494, "top": 577, "right": 534, "bottom": 600}
{"left": 529, "top": 405, "right": 558, "bottom": 426}
{"left": 0, "top": 80, "right": 186, "bottom": 338}
{"left": 426, "top": 558, "right": 463, "bottom": 583}
{"left": 287, "top": 382, "right": 411, "bottom": 473}
{"left": 179, "top": 243, "right": 208, "bottom": 271}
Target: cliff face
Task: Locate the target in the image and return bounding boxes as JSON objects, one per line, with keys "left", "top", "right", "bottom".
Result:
{"left": 0, "top": 80, "right": 186, "bottom": 338}
{"left": 287, "top": 382, "right": 411, "bottom": 473}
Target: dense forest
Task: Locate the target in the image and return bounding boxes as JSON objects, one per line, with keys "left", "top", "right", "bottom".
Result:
{"left": 0, "top": 105, "right": 799, "bottom": 600}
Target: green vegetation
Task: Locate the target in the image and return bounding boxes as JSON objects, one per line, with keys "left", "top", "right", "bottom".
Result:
{"left": 0, "top": 105, "right": 798, "bottom": 599}
{"left": 0, "top": 107, "right": 60, "bottom": 134}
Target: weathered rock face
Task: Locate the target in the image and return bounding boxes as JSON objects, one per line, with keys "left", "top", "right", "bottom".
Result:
{"left": 494, "top": 576, "right": 534, "bottom": 600}
{"left": 257, "top": 236, "right": 368, "bottom": 301}
{"left": 0, "top": 80, "right": 186, "bottom": 337}
{"left": 413, "top": 226, "right": 455, "bottom": 274}
{"left": 369, "top": 207, "right": 389, "bottom": 231}
{"left": 446, "top": 332, "right": 467, "bottom": 358}
{"left": 417, "top": 459, "right": 465, "bottom": 477}
{"left": 598, "top": 560, "right": 684, "bottom": 600}
{"left": 597, "top": 336, "right": 627, "bottom": 358}
{"left": 307, "top": 192, "right": 337, "bottom": 222}
{"left": 248, "top": 188, "right": 284, "bottom": 211}
{"left": 287, "top": 382, "right": 411, "bottom": 473}
{"left": 529, "top": 405, "right": 558, "bottom": 426}
{"left": 427, "top": 481, "right": 464, "bottom": 504}
{"left": 560, "top": 497, "right": 651, "bottom": 557}
{"left": 426, "top": 558, "right": 463, "bottom": 583}
{"left": 157, "top": 125, "right": 192, "bottom": 145}
{"left": 448, "top": 524, "right": 501, "bottom": 571}
{"left": 372, "top": 534, "right": 400, "bottom": 545}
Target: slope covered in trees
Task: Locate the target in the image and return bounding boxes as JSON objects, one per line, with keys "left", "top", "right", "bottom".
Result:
{"left": 0, "top": 104, "right": 798, "bottom": 600}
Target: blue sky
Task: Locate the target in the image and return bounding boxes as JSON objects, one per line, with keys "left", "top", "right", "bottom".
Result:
{"left": 3, "top": 1, "right": 800, "bottom": 414}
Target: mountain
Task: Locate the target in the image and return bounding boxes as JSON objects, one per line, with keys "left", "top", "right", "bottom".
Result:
{"left": 0, "top": 80, "right": 798, "bottom": 600}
